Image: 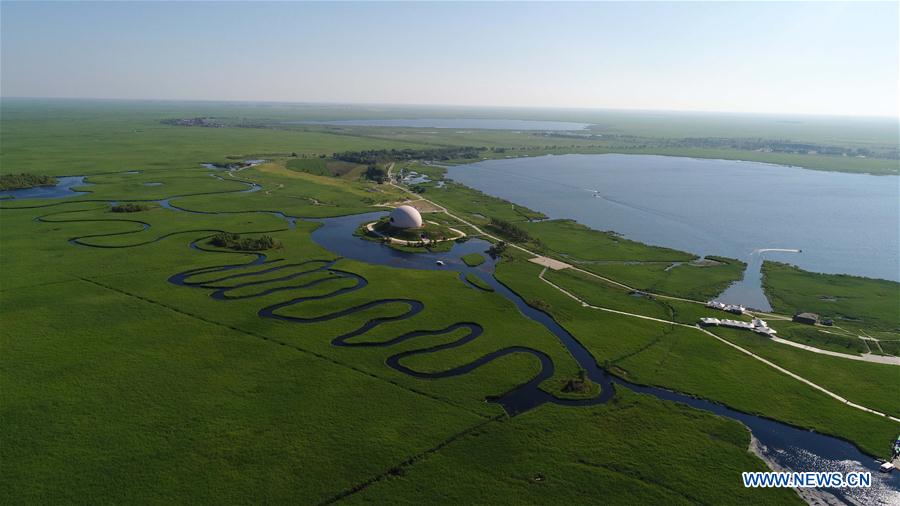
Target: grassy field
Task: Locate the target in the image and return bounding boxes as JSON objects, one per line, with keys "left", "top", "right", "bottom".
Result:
{"left": 494, "top": 259, "right": 899, "bottom": 457}
{"left": 518, "top": 221, "right": 746, "bottom": 302}
{"left": 767, "top": 321, "right": 868, "bottom": 355}
{"left": 762, "top": 261, "right": 900, "bottom": 331}
{"left": 347, "top": 394, "right": 799, "bottom": 505}
{"left": 464, "top": 273, "right": 494, "bottom": 292}
{"left": 711, "top": 327, "right": 900, "bottom": 418}
{"left": 0, "top": 175, "right": 787, "bottom": 502}
{"left": 2, "top": 101, "right": 897, "bottom": 503}
{"left": 521, "top": 219, "right": 693, "bottom": 262}
{"left": 4, "top": 98, "right": 896, "bottom": 176}
{"left": 522, "top": 260, "right": 900, "bottom": 417}
{"left": 286, "top": 157, "right": 367, "bottom": 179}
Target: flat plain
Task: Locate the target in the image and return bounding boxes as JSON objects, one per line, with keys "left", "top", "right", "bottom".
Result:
{"left": 1, "top": 99, "right": 897, "bottom": 504}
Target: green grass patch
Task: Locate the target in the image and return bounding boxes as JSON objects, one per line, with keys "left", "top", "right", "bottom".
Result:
{"left": 762, "top": 261, "right": 900, "bottom": 331}
{"left": 348, "top": 395, "right": 800, "bottom": 505}
{"left": 712, "top": 327, "right": 900, "bottom": 417}
{"left": 494, "top": 258, "right": 899, "bottom": 456}
{"left": 462, "top": 252, "right": 485, "bottom": 267}
{"left": 286, "top": 157, "right": 366, "bottom": 179}
{"left": 464, "top": 273, "right": 493, "bottom": 291}
{"left": 521, "top": 219, "right": 694, "bottom": 262}
{"left": 768, "top": 321, "right": 867, "bottom": 355}
{"left": 578, "top": 257, "right": 746, "bottom": 302}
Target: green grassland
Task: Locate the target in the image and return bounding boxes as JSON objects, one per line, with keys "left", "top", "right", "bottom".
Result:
{"left": 347, "top": 395, "right": 799, "bottom": 505}
{"left": 464, "top": 273, "right": 493, "bottom": 291}
{"left": 0, "top": 101, "right": 423, "bottom": 178}
{"left": 286, "top": 157, "right": 367, "bottom": 179}
{"left": 4, "top": 98, "right": 896, "bottom": 176}
{"left": 710, "top": 327, "right": 900, "bottom": 418}
{"left": 762, "top": 261, "right": 900, "bottom": 331}
{"left": 535, "top": 264, "right": 899, "bottom": 419}
{"left": 0, "top": 174, "right": 795, "bottom": 502}
{"left": 521, "top": 219, "right": 694, "bottom": 262}
{"left": 494, "top": 259, "right": 898, "bottom": 456}
{"left": 1, "top": 279, "right": 480, "bottom": 503}
{"left": 418, "top": 180, "right": 546, "bottom": 224}
{"left": 574, "top": 258, "right": 747, "bottom": 302}
{"left": 2, "top": 101, "right": 897, "bottom": 503}
{"left": 767, "top": 321, "right": 869, "bottom": 355}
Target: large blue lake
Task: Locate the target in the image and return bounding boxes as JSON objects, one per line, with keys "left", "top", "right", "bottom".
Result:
{"left": 447, "top": 154, "right": 899, "bottom": 308}
{"left": 293, "top": 118, "right": 591, "bottom": 131}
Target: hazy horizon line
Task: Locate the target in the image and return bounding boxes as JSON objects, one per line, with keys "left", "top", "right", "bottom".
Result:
{"left": 3, "top": 95, "right": 898, "bottom": 121}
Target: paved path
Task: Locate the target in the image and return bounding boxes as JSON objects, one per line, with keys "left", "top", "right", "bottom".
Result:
{"left": 770, "top": 337, "right": 900, "bottom": 365}
{"left": 364, "top": 220, "right": 466, "bottom": 246}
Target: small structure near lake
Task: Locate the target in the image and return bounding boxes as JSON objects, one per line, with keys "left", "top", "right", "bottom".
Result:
{"left": 792, "top": 312, "right": 819, "bottom": 325}
{"left": 706, "top": 300, "right": 745, "bottom": 315}
{"left": 389, "top": 205, "right": 424, "bottom": 229}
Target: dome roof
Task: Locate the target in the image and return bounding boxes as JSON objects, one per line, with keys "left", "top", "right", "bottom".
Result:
{"left": 389, "top": 205, "right": 423, "bottom": 229}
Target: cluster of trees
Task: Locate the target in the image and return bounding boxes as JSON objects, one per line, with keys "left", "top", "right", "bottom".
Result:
{"left": 160, "top": 117, "right": 224, "bottom": 128}
{"left": 211, "top": 232, "right": 281, "bottom": 251}
{"left": 487, "top": 241, "right": 507, "bottom": 258}
{"left": 110, "top": 203, "right": 148, "bottom": 213}
{"left": 333, "top": 146, "right": 483, "bottom": 165}
{"left": 364, "top": 165, "right": 388, "bottom": 183}
{"left": 663, "top": 137, "right": 897, "bottom": 158}
{"left": 562, "top": 369, "right": 593, "bottom": 394}
{"left": 487, "top": 218, "right": 532, "bottom": 243}
{"left": 0, "top": 173, "right": 57, "bottom": 191}
{"left": 535, "top": 132, "right": 899, "bottom": 160}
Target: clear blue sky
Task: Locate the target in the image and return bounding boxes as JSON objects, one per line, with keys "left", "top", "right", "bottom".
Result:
{"left": 2, "top": 1, "right": 897, "bottom": 117}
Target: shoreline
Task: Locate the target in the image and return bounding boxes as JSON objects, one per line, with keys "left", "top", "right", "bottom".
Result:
{"left": 443, "top": 154, "right": 900, "bottom": 285}
{"left": 748, "top": 434, "right": 844, "bottom": 506}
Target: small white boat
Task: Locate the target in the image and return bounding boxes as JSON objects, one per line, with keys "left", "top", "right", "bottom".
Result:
{"left": 435, "top": 260, "right": 445, "bottom": 266}
{"left": 880, "top": 461, "right": 895, "bottom": 473}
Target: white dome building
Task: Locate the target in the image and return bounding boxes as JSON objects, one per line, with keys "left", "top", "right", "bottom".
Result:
{"left": 389, "top": 205, "right": 423, "bottom": 229}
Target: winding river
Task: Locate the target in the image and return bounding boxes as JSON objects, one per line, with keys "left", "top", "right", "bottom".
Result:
{"left": 6, "top": 169, "right": 898, "bottom": 503}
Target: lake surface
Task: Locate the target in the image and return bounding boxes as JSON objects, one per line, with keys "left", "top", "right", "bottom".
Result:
{"left": 292, "top": 118, "right": 591, "bottom": 131}
{"left": 447, "top": 154, "right": 899, "bottom": 308}
{"left": 0, "top": 176, "right": 91, "bottom": 200}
